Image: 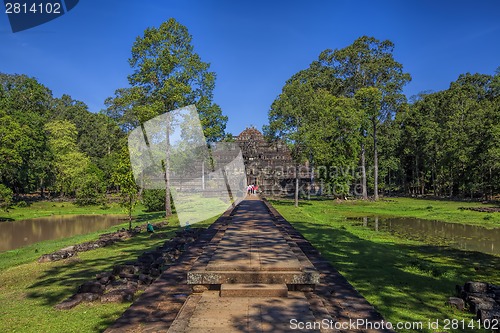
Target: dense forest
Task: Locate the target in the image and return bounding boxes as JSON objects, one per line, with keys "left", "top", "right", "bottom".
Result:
{"left": 0, "top": 18, "right": 228, "bottom": 215}
{"left": 266, "top": 36, "right": 500, "bottom": 201}
{"left": 0, "top": 73, "right": 125, "bottom": 207}
{"left": 1, "top": 28, "right": 499, "bottom": 212}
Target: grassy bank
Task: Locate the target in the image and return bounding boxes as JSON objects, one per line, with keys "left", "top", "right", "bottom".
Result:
{"left": 0, "top": 201, "right": 127, "bottom": 221}
{"left": 270, "top": 197, "right": 500, "bottom": 333}
{"left": 0, "top": 211, "right": 218, "bottom": 333}
{"left": 289, "top": 197, "right": 500, "bottom": 228}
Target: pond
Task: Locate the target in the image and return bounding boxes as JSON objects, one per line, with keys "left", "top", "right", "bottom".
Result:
{"left": 347, "top": 216, "right": 500, "bottom": 256}
{"left": 0, "top": 215, "right": 126, "bottom": 252}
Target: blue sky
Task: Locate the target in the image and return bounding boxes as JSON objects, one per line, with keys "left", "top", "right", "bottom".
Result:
{"left": 1, "top": 0, "right": 499, "bottom": 136}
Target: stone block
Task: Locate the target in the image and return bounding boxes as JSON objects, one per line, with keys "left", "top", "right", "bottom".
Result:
{"left": 465, "top": 281, "right": 489, "bottom": 293}
{"left": 448, "top": 297, "right": 465, "bottom": 311}
{"left": 220, "top": 283, "right": 288, "bottom": 297}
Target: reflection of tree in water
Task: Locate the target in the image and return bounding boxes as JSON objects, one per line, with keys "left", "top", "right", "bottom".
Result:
{"left": 351, "top": 216, "right": 500, "bottom": 255}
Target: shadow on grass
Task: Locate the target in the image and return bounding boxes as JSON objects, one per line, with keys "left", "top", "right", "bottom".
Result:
{"left": 25, "top": 224, "right": 182, "bottom": 309}
{"left": 266, "top": 199, "right": 312, "bottom": 207}
{"left": 134, "top": 211, "right": 167, "bottom": 223}
{"left": 290, "top": 219, "right": 500, "bottom": 331}
{"left": 93, "top": 309, "right": 128, "bottom": 333}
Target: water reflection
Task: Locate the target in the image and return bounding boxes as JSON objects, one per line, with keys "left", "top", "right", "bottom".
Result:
{"left": 348, "top": 216, "right": 500, "bottom": 255}
{"left": 0, "top": 215, "right": 125, "bottom": 252}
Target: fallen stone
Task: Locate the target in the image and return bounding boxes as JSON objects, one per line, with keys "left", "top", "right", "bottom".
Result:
{"left": 37, "top": 251, "right": 76, "bottom": 263}
{"left": 54, "top": 294, "right": 82, "bottom": 310}
{"left": 150, "top": 268, "right": 161, "bottom": 277}
{"left": 78, "top": 281, "right": 105, "bottom": 294}
{"left": 477, "top": 308, "right": 500, "bottom": 321}
{"left": 467, "top": 295, "right": 497, "bottom": 313}
{"left": 101, "top": 291, "right": 134, "bottom": 303}
{"left": 448, "top": 297, "right": 465, "bottom": 311}
{"left": 80, "top": 293, "right": 101, "bottom": 302}
{"left": 118, "top": 272, "right": 136, "bottom": 280}
{"left": 55, "top": 225, "right": 201, "bottom": 311}
{"left": 465, "top": 281, "right": 489, "bottom": 293}
{"left": 456, "top": 284, "right": 464, "bottom": 297}
{"left": 138, "top": 274, "right": 153, "bottom": 285}
{"left": 112, "top": 265, "right": 138, "bottom": 276}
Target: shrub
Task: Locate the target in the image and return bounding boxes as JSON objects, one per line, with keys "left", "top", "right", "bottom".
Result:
{"left": 142, "top": 189, "right": 167, "bottom": 212}
{"left": 75, "top": 164, "right": 106, "bottom": 206}
{"left": 0, "top": 184, "right": 13, "bottom": 211}
{"left": 16, "top": 200, "right": 29, "bottom": 208}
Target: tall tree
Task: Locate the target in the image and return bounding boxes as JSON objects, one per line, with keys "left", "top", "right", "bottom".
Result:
{"left": 320, "top": 36, "right": 411, "bottom": 199}
{"left": 106, "top": 18, "right": 227, "bottom": 217}
{"left": 0, "top": 74, "right": 53, "bottom": 194}
{"left": 355, "top": 87, "right": 382, "bottom": 199}
{"left": 266, "top": 80, "right": 315, "bottom": 207}
{"left": 112, "top": 147, "right": 139, "bottom": 229}
{"left": 44, "top": 120, "right": 90, "bottom": 196}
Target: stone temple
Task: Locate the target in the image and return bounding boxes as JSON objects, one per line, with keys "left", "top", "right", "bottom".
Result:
{"left": 168, "top": 126, "right": 312, "bottom": 197}
{"left": 233, "top": 127, "right": 311, "bottom": 196}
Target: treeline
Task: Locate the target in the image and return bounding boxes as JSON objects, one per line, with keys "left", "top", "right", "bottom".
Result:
{"left": 0, "top": 73, "right": 124, "bottom": 206}
{"left": 0, "top": 18, "right": 228, "bottom": 217}
{"left": 397, "top": 73, "right": 500, "bottom": 198}
{"left": 267, "top": 36, "right": 500, "bottom": 202}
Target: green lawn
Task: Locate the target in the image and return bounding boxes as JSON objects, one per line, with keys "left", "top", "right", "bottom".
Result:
{"left": 0, "top": 208, "right": 218, "bottom": 333}
{"left": 292, "top": 197, "right": 500, "bottom": 228}
{"left": 0, "top": 201, "right": 126, "bottom": 221}
{"left": 270, "top": 197, "right": 500, "bottom": 333}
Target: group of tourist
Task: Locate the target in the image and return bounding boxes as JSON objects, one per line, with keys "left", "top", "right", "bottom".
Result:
{"left": 247, "top": 184, "right": 258, "bottom": 195}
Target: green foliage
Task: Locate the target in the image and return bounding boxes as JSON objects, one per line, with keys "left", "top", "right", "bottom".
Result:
{"left": 105, "top": 18, "right": 227, "bottom": 216}
{"left": 0, "top": 74, "right": 53, "bottom": 193}
{"left": 111, "top": 147, "right": 139, "bottom": 228}
{"left": 45, "top": 120, "right": 92, "bottom": 196}
{"left": 75, "top": 164, "right": 106, "bottom": 206}
{"left": 0, "top": 184, "right": 13, "bottom": 211}
{"left": 0, "top": 110, "right": 24, "bottom": 185}
{"left": 0, "top": 73, "right": 123, "bottom": 198}
{"left": 105, "top": 18, "right": 227, "bottom": 141}
{"left": 142, "top": 189, "right": 166, "bottom": 212}
{"left": 397, "top": 71, "right": 500, "bottom": 197}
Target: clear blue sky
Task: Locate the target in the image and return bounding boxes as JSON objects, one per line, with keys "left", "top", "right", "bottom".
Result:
{"left": 1, "top": 0, "right": 499, "bottom": 136}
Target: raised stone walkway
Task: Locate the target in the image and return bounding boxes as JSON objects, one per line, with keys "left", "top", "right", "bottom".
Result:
{"left": 106, "top": 197, "right": 394, "bottom": 333}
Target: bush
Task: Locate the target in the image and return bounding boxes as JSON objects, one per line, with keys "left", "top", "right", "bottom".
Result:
{"left": 75, "top": 164, "right": 106, "bottom": 206}
{"left": 75, "top": 180, "right": 105, "bottom": 206}
{"left": 0, "top": 184, "right": 13, "bottom": 211}
{"left": 142, "top": 189, "right": 167, "bottom": 212}
{"left": 16, "top": 200, "right": 29, "bottom": 208}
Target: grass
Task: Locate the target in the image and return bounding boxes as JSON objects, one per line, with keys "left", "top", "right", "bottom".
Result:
{"left": 0, "top": 201, "right": 126, "bottom": 221}
{"left": 286, "top": 196, "right": 500, "bottom": 228}
{"left": 270, "top": 197, "right": 500, "bottom": 333}
{"left": 0, "top": 207, "right": 219, "bottom": 333}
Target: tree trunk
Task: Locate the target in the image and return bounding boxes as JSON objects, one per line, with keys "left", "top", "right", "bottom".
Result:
{"left": 373, "top": 119, "right": 379, "bottom": 200}
{"left": 294, "top": 163, "right": 299, "bottom": 207}
{"left": 309, "top": 162, "right": 314, "bottom": 200}
{"left": 128, "top": 195, "right": 133, "bottom": 230}
{"left": 489, "top": 167, "right": 493, "bottom": 200}
{"left": 361, "top": 142, "right": 368, "bottom": 200}
{"left": 164, "top": 112, "right": 172, "bottom": 217}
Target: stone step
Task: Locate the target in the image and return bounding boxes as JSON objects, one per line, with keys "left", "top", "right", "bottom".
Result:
{"left": 187, "top": 269, "right": 319, "bottom": 285}
{"left": 220, "top": 283, "right": 288, "bottom": 297}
